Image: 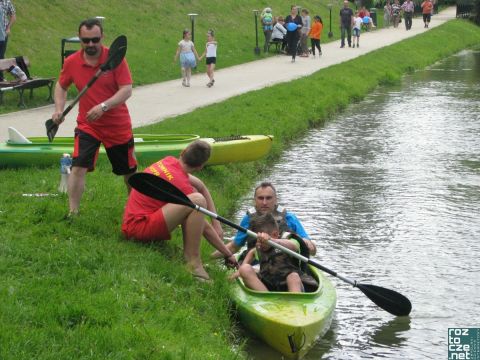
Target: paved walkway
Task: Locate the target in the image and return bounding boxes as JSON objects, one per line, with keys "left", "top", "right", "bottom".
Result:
{"left": 0, "top": 8, "right": 456, "bottom": 142}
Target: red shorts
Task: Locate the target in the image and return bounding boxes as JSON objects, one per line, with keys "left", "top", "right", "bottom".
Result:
{"left": 122, "top": 208, "right": 171, "bottom": 242}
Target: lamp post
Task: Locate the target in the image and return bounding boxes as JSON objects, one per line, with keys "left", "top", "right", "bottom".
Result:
{"left": 328, "top": 4, "right": 334, "bottom": 38}
{"left": 253, "top": 10, "right": 261, "bottom": 55}
{"left": 187, "top": 13, "right": 198, "bottom": 43}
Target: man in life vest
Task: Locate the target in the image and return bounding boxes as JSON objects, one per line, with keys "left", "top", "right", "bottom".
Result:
{"left": 230, "top": 212, "right": 317, "bottom": 292}
{"left": 212, "top": 181, "right": 317, "bottom": 258}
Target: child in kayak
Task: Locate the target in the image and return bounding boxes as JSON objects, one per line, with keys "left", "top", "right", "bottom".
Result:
{"left": 230, "top": 213, "right": 308, "bottom": 292}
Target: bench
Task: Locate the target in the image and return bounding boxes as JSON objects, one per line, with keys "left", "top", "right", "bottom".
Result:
{"left": 268, "top": 39, "right": 284, "bottom": 54}
{"left": 0, "top": 56, "right": 55, "bottom": 108}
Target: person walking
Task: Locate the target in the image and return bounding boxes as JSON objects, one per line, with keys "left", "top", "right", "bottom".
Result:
{"left": 401, "top": 0, "right": 415, "bottom": 30}
{"left": 384, "top": 0, "right": 393, "bottom": 28}
{"left": 392, "top": 0, "right": 402, "bottom": 28}
{"left": 339, "top": 0, "right": 354, "bottom": 48}
{"left": 0, "top": 0, "right": 15, "bottom": 81}
{"left": 285, "top": 5, "right": 303, "bottom": 62}
{"left": 51, "top": 18, "right": 136, "bottom": 217}
{"left": 309, "top": 15, "right": 323, "bottom": 57}
{"left": 122, "top": 140, "right": 238, "bottom": 281}
{"left": 198, "top": 29, "right": 217, "bottom": 87}
{"left": 421, "top": 0, "right": 433, "bottom": 28}
{"left": 174, "top": 29, "right": 200, "bottom": 87}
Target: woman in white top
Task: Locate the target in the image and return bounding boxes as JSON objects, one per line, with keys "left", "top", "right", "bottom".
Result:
{"left": 199, "top": 30, "right": 217, "bottom": 87}
{"left": 174, "top": 29, "right": 200, "bottom": 87}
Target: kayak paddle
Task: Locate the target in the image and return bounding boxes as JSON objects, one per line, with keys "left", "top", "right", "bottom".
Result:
{"left": 128, "top": 172, "right": 412, "bottom": 317}
{"left": 45, "top": 35, "right": 128, "bottom": 142}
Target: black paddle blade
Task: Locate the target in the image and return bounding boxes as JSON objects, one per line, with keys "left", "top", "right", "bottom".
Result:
{"left": 100, "top": 35, "right": 127, "bottom": 71}
{"left": 357, "top": 283, "right": 412, "bottom": 317}
{"left": 128, "top": 172, "right": 194, "bottom": 208}
{"left": 45, "top": 119, "right": 58, "bottom": 142}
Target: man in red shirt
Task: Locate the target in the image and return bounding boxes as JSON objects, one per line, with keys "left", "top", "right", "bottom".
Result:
{"left": 52, "top": 18, "right": 136, "bottom": 216}
{"left": 122, "top": 140, "right": 238, "bottom": 281}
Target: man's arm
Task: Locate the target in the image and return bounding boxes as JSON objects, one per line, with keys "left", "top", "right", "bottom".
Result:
{"left": 6, "top": 13, "right": 15, "bottom": 35}
{"left": 52, "top": 82, "right": 69, "bottom": 124}
{"left": 86, "top": 84, "right": 132, "bottom": 122}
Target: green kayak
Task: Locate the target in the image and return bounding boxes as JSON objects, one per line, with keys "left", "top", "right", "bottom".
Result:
{"left": 0, "top": 128, "right": 273, "bottom": 168}
{"left": 231, "top": 266, "right": 336, "bottom": 359}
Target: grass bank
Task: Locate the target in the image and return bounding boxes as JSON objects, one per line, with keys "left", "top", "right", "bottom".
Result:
{"left": 1, "top": 0, "right": 342, "bottom": 113}
{"left": 1, "top": 20, "right": 480, "bottom": 359}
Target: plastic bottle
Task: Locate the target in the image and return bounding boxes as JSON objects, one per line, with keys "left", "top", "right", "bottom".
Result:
{"left": 58, "top": 154, "right": 72, "bottom": 193}
{"left": 8, "top": 65, "right": 28, "bottom": 82}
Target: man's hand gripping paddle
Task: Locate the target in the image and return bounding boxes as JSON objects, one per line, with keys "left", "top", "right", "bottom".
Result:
{"left": 45, "top": 35, "right": 128, "bottom": 142}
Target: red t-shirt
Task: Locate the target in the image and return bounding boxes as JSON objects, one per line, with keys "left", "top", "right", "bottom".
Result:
{"left": 122, "top": 157, "right": 194, "bottom": 227}
{"left": 59, "top": 46, "right": 133, "bottom": 145}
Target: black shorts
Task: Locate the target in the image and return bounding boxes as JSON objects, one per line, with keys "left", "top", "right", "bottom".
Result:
{"left": 206, "top": 57, "right": 216, "bottom": 65}
{"left": 423, "top": 13, "right": 431, "bottom": 22}
{"left": 72, "top": 129, "right": 137, "bottom": 175}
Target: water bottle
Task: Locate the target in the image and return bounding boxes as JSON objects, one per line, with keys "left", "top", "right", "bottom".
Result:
{"left": 8, "top": 65, "right": 28, "bottom": 82}
{"left": 58, "top": 154, "right": 72, "bottom": 193}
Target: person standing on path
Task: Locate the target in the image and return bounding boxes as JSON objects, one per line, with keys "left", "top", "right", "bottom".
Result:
{"left": 309, "top": 15, "right": 323, "bottom": 57}
{"left": 174, "top": 29, "right": 199, "bottom": 87}
{"left": 285, "top": 5, "right": 303, "bottom": 62}
{"left": 300, "top": 8, "right": 311, "bottom": 57}
{"left": 339, "top": 0, "right": 354, "bottom": 48}
{"left": 384, "top": 0, "right": 393, "bottom": 28}
{"left": 261, "top": 7, "right": 274, "bottom": 53}
{"left": 401, "top": 0, "right": 415, "bottom": 30}
{"left": 0, "top": 0, "right": 15, "bottom": 81}
{"left": 198, "top": 29, "right": 217, "bottom": 87}
{"left": 421, "top": 0, "right": 433, "bottom": 28}
{"left": 52, "top": 18, "right": 136, "bottom": 217}
{"left": 353, "top": 12, "right": 362, "bottom": 48}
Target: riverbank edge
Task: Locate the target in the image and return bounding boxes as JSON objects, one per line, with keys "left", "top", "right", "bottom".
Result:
{"left": 142, "top": 18, "right": 480, "bottom": 357}
{"left": 1, "top": 20, "right": 480, "bottom": 360}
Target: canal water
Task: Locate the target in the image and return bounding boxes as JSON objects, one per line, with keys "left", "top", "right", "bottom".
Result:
{"left": 236, "top": 49, "right": 480, "bottom": 359}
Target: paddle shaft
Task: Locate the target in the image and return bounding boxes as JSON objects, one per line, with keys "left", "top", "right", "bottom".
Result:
{"left": 191, "top": 203, "right": 358, "bottom": 287}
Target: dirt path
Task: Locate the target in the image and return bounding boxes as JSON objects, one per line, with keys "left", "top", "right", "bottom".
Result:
{"left": 0, "top": 8, "right": 456, "bottom": 142}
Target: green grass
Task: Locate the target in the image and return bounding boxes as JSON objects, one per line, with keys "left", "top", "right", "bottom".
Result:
{"left": 1, "top": 18, "right": 480, "bottom": 360}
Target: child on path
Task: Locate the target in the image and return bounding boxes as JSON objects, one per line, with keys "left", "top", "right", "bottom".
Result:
{"left": 353, "top": 12, "right": 362, "bottom": 48}
{"left": 198, "top": 30, "right": 217, "bottom": 88}
{"left": 173, "top": 29, "right": 199, "bottom": 87}
{"left": 230, "top": 213, "right": 312, "bottom": 292}
{"left": 309, "top": 15, "right": 323, "bottom": 58}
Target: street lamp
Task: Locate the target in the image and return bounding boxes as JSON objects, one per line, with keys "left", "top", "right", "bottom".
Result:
{"left": 327, "top": 4, "right": 334, "bottom": 38}
{"left": 187, "top": 13, "right": 198, "bottom": 43}
{"left": 253, "top": 10, "right": 260, "bottom": 55}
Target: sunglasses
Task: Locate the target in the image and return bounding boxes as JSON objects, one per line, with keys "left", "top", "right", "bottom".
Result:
{"left": 80, "top": 37, "right": 101, "bottom": 44}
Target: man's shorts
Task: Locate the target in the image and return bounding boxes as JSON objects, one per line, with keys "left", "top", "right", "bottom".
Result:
{"left": 353, "top": 28, "right": 361, "bottom": 37}
{"left": 122, "top": 208, "right": 171, "bottom": 242}
{"left": 72, "top": 129, "right": 137, "bottom": 175}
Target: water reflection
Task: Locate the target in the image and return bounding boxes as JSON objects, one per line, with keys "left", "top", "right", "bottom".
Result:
{"left": 236, "top": 50, "right": 480, "bottom": 359}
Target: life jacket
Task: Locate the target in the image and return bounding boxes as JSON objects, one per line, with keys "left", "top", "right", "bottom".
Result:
{"left": 256, "top": 232, "right": 318, "bottom": 291}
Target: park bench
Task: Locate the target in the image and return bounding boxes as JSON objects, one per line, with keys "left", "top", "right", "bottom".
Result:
{"left": 0, "top": 56, "right": 55, "bottom": 108}
{"left": 268, "top": 39, "right": 283, "bottom": 54}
